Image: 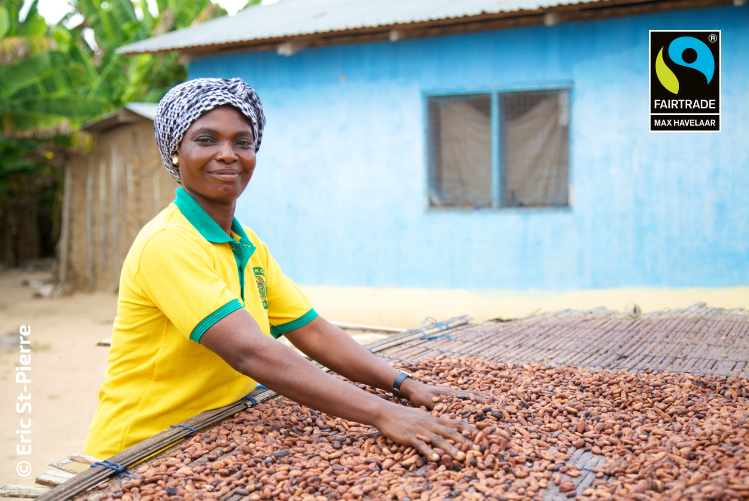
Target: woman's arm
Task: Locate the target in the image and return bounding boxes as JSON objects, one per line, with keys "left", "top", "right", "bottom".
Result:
{"left": 284, "top": 316, "right": 489, "bottom": 409}
{"left": 200, "top": 308, "right": 474, "bottom": 462}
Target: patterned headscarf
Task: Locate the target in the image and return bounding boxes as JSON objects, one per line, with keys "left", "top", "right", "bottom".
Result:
{"left": 154, "top": 78, "right": 266, "bottom": 184}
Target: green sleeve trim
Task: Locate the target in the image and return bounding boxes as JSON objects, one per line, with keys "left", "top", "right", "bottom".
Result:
{"left": 270, "top": 309, "right": 318, "bottom": 339}
{"left": 191, "top": 299, "right": 244, "bottom": 343}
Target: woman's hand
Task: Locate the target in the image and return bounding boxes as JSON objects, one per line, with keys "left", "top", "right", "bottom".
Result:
{"left": 373, "top": 404, "right": 477, "bottom": 462}
{"left": 283, "top": 318, "right": 493, "bottom": 413}
{"left": 264, "top": 317, "right": 494, "bottom": 462}
{"left": 203, "top": 311, "right": 484, "bottom": 463}
{"left": 400, "top": 378, "right": 492, "bottom": 410}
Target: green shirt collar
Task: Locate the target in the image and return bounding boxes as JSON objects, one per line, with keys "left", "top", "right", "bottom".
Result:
{"left": 174, "top": 187, "right": 254, "bottom": 250}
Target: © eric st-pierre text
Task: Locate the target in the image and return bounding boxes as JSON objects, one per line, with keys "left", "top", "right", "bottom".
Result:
{"left": 15, "top": 325, "right": 32, "bottom": 477}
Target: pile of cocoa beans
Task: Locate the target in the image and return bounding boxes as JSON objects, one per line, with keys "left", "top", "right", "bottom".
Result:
{"left": 99, "top": 358, "right": 749, "bottom": 501}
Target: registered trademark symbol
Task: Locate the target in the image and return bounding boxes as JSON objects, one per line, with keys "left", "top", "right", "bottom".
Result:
{"left": 708, "top": 34, "right": 717, "bottom": 43}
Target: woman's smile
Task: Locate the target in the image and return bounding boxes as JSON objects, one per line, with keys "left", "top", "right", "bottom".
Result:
{"left": 207, "top": 168, "right": 243, "bottom": 181}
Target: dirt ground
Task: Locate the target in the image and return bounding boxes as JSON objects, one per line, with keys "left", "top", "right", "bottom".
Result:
{"left": 0, "top": 269, "right": 116, "bottom": 493}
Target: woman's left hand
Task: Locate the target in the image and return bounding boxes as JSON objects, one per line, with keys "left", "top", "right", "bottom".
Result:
{"left": 400, "top": 378, "right": 492, "bottom": 410}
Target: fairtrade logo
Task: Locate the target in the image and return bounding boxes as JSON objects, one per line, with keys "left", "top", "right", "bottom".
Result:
{"left": 655, "top": 36, "right": 715, "bottom": 94}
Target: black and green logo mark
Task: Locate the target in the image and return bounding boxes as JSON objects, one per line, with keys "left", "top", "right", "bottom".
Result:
{"left": 650, "top": 31, "right": 720, "bottom": 132}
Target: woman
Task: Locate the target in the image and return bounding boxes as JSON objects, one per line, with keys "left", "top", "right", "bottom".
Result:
{"left": 84, "top": 78, "right": 485, "bottom": 462}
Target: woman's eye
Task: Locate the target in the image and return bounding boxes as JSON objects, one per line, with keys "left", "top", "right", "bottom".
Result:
{"left": 196, "top": 136, "right": 215, "bottom": 143}
{"left": 236, "top": 139, "right": 254, "bottom": 148}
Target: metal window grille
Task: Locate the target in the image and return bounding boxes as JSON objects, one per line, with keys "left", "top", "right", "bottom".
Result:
{"left": 427, "top": 88, "right": 570, "bottom": 209}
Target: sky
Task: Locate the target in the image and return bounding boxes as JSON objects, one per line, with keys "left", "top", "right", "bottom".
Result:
{"left": 25, "top": 0, "right": 252, "bottom": 26}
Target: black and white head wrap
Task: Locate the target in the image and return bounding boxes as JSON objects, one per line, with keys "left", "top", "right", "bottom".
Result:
{"left": 154, "top": 78, "right": 266, "bottom": 184}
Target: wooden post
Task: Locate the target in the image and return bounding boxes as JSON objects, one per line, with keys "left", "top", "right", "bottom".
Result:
{"left": 125, "top": 161, "right": 133, "bottom": 219}
{"left": 85, "top": 159, "right": 94, "bottom": 288}
{"left": 98, "top": 159, "right": 107, "bottom": 275}
{"left": 110, "top": 144, "right": 119, "bottom": 277}
{"left": 58, "top": 166, "right": 72, "bottom": 287}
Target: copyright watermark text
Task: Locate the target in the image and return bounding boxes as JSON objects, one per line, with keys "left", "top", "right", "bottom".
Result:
{"left": 15, "top": 325, "right": 32, "bottom": 476}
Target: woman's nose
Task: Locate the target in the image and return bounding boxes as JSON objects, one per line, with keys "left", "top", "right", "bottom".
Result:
{"left": 215, "top": 141, "right": 238, "bottom": 162}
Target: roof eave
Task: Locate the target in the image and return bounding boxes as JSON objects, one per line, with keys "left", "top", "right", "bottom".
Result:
{"left": 81, "top": 105, "right": 156, "bottom": 133}
{"left": 116, "top": 4, "right": 576, "bottom": 57}
{"left": 116, "top": 0, "right": 732, "bottom": 58}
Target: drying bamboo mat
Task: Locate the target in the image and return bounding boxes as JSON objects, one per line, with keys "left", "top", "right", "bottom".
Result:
{"left": 37, "top": 305, "right": 749, "bottom": 501}
{"left": 379, "top": 303, "right": 749, "bottom": 377}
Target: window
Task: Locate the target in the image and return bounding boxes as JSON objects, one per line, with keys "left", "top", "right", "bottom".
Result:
{"left": 427, "top": 88, "right": 570, "bottom": 209}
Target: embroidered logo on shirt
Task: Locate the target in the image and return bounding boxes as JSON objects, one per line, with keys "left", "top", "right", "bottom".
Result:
{"left": 253, "top": 267, "right": 268, "bottom": 309}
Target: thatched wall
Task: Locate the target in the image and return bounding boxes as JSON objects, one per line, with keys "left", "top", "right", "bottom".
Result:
{"left": 61, "top": 117, "right": 177, "bottom": 292}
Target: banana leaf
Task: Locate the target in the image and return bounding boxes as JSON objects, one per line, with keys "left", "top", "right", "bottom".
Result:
{"left": 2, "top": 96, "right": 104, "bottom": 118}
{"left": 0, "top": 51, "right": 66, "bottom": 99}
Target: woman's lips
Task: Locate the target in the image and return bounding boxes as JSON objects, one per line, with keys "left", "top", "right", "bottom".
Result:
{"left": 208, "top": 170, "right": 241, "bottom": 181}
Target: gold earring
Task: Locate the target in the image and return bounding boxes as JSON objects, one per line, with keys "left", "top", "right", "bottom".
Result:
{"left": 172, "top": 156, "right": 179, "bottom": 166}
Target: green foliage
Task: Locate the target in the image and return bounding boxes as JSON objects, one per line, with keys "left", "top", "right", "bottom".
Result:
{"left": 0, "top": 51, "right": 67, "bottom": 98}
{"left": 0, "top": 7, "right": 10, "bottom": 39}
{"left": 0, "top": 1, "right": 105, "bottom": 137}
{"left": 0, "top": 134, "right": 63, "bottom": 267}
{"left": 74, "top": 0, "right": 231, "bottom": 109}
{"left": 0, "top": 0, "right": 241, "bottom": 267}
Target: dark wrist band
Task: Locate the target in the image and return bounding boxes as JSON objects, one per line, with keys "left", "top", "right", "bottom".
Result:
{"left": 392, "top": 371, "right": 411, "bottom": 398}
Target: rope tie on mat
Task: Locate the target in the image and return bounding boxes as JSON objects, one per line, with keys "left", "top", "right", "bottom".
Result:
{"left": 400, "top": 317, "right": 452, "bottom": 340}
{"left": 421, "top": 317, "right": 451, "bottom": 330}
{"left": 169, "top": 424, "right": 197, "bottom": 436}
{"left": 90, "top": 460, "right": 132, "bottom": 479}
{"left": 378, "top": 354, "right": 407, "bottom": 363}
{"left": 242, "top": 395, "right": 258, "bottom": 407}
{"left": 418, "top": 333, "right": 453, "bottom": 341}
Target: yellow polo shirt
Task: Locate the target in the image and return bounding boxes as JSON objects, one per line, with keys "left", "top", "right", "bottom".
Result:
{"left": 83, "top": 187, "right": 316, "bottom": 459}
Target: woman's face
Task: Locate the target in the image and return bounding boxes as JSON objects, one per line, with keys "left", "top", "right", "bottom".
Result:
{"left": 176, "top": 105, "right": 256, "bottom": 204}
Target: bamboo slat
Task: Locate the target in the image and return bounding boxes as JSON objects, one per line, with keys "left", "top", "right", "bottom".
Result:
{"left": 330, "top": 321, "right": 406, "bottom": 333}
{"left": 0, "top": 485, "right": 50, "bottom": 498}
{"left": 35, "top": 470, "right": 75, "bottom": 488}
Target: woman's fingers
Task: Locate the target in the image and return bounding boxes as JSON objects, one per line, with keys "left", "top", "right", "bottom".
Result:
{"left": 413, "top": 438, "right": 439, "bottom": 462}
{"left": 414, "top": 417, "right": 478, "bottom": 461}
{"left": 415, "top": 418, "right": 476, "bottom": 462}
{"left": 454, "top": 389, "right": 492, "bottom": 403}
{"left": 429, "top": 432, "right": 466, "bottom": 461}
{"left": 410, "top": 381, "right": 494, "bottom": 409}
{"left": 434, "top": 387, "right": 492, "bottom": 404}
{"left": 438, "top": 422, "right": 473, "bottom": 446}
{"left": 439, "top": 416, "right": 474, "bottom": 437}
{"left": 476, "top": 391, "right": 493, "bottom": 403}
{"left": 375, "top": 402, "right": 488, "bottom": 463}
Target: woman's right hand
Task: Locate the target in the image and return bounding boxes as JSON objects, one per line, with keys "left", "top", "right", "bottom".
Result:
{"left": 373, "top": 403, "right": 478, "bottom": 462}
{"left": 202, "top": 309, "right": 479, "bottom": 464}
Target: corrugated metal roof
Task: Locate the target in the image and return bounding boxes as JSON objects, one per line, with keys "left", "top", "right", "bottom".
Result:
{"left": 82, "top": 103, "right": 158, "bottom": 132}
{"left": 124, "top": 102, "right": 159, "bottom": 120}
{"left": 117, "top": 0, "right": 607, "bottom": 55}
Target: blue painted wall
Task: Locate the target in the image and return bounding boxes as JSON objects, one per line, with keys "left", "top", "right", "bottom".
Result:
{"left": 189, "top": 5, "right": 749, "bottom": 290}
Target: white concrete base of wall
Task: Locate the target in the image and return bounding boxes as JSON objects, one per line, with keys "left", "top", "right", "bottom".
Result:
{"left": 299, "top": 285, "right": 749, "bottom": 328}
